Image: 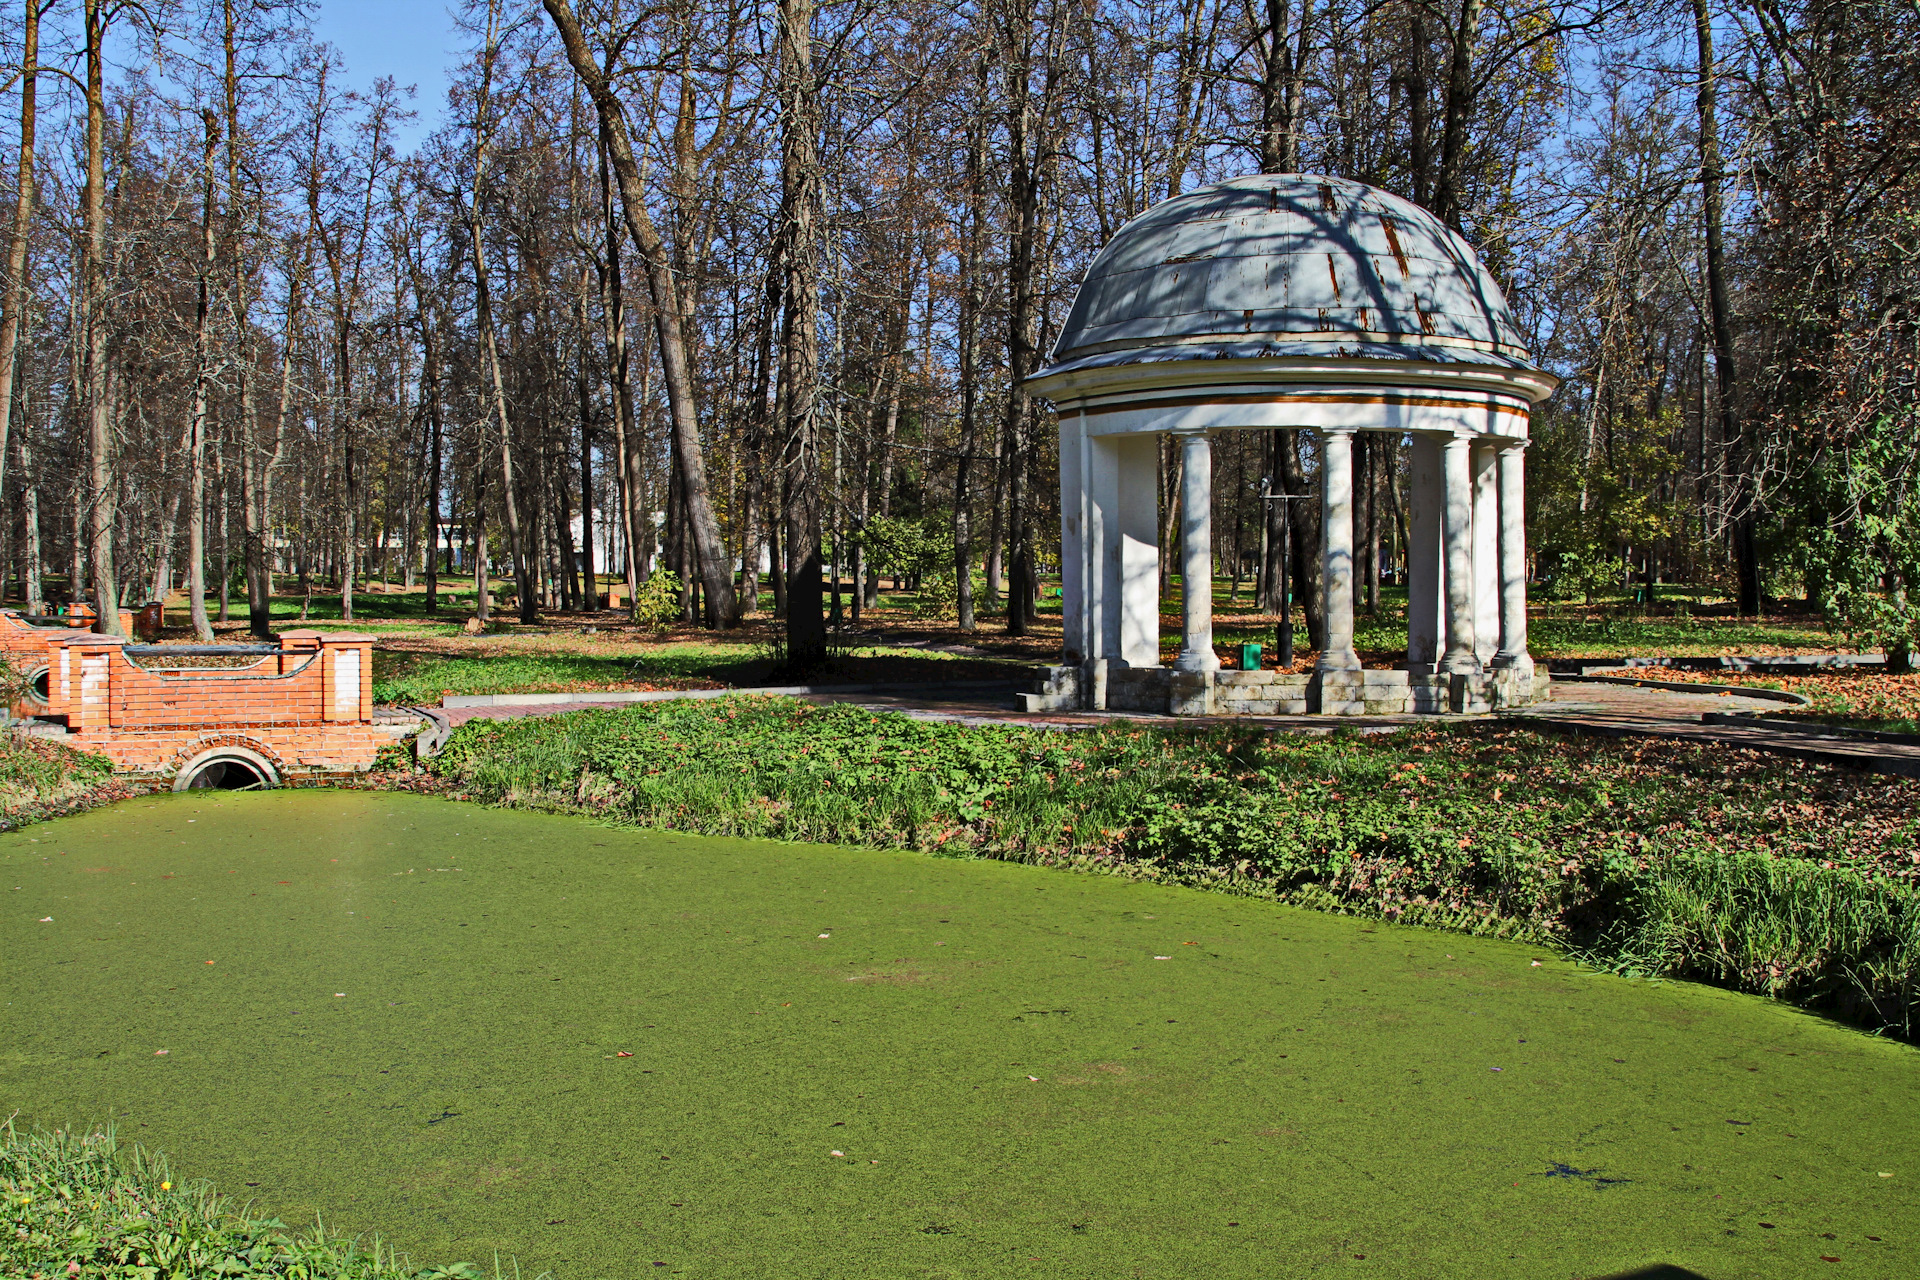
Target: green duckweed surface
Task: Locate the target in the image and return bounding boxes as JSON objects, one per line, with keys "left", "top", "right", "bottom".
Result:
{"left": 2, "top": 790, "right": 1915, "bottom": 1279}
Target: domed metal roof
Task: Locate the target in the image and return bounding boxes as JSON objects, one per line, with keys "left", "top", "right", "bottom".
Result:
{"left": 1040, "top": 174, "right": 1536, "bottom": 378}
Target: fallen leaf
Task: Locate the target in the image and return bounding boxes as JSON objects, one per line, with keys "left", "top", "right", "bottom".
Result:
{"left": 618, "top": 1051, "right": 634, "bottom": 1058}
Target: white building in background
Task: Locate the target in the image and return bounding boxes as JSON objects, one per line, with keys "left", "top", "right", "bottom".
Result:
{"left": 1027, "top": 173, "right": 1557, "bottom": 717}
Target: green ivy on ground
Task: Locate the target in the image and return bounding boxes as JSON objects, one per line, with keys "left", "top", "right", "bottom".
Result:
{"left": 428, "top": 697, "right": 1920, "bottom": 1036}
{"left": 0, "top": 1123, "right": 499, "bottom": 1279}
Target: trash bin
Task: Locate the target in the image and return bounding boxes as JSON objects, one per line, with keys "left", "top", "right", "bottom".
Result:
{"left": 1240, "top": 643, "right": 1262, "bottom": 671}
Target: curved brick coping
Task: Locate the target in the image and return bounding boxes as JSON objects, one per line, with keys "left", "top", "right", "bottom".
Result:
{"left": 1555, "top": 672, "right": 1810, "bottom": 706}
{"left": 441, "top": 679, "right": 1023, "bottom": 708}
{"left": 124, "top": 652, "right": 317, "bottom": 679}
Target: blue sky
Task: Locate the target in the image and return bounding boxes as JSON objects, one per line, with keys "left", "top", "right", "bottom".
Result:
{"left": 308, "top": 0, "right": 457, "bottom": 148}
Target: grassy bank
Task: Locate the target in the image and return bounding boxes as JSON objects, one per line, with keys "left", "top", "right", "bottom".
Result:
{"left": 0, "top": 1122, "right": 494, "bottom": 1279}
{"left": 427, "top": 697, "right": 1920, "bottom": 1036}
{"left": 0, "top": 734, "right": 127, "bottom": 829}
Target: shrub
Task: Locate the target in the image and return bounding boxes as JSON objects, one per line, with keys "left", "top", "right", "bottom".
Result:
{"left": 631, "top": 568, "right": 683, "bottom": 631}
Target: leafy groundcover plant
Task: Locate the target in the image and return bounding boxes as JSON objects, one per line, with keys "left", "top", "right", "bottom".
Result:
{"left": 428, "top": 697, "right": 1920, "bottom": 1037}
{"left": 0, "top": 735, "right": 121, "bottom": 829}
{"left": 0, "top": 1122, "right": 504, "bottom": 1279}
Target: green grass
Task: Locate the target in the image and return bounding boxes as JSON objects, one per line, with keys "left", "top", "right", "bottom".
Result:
{"left": 5, "top": 789, "right": 1916, "bottom": 1278}
{"left": 370, "top": 643, "right": 1025, "bottom": 705}
{"left": 1524, "top": 611, "right": 1838, "bottom": 656}
{"left": 428, "top": 698, "right": 1920, "bottom": 1036}
{"left": 1, "top": 1122, "right": 495, "bottom": 1278}
{"left": 370, "top": 651, "right": 679, "bottom": 704}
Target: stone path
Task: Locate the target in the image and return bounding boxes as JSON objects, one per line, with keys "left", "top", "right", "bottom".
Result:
{"left": 416, "top": 674, "right": 1920, "bottom": 778}
{"left": 1517, "top": 681, "right": 1920, "bottom": 780}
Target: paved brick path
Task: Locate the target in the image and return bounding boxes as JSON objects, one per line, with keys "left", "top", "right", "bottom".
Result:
{"left": 422, "top": 676, "right": 1920, "bottom": 778}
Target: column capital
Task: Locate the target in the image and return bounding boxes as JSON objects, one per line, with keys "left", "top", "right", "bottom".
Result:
{"left": 1168, "top": 425, "right": 1211, "bottom": 438}
{"left": 1319, "top": 424, "right": 1356, "bottom": 438}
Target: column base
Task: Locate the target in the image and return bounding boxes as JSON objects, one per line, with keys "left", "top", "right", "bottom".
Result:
{"left": 1174, "top": 648, "right": 1220, "bottom": 673}
{"left": 1439, "top": 650, "right": 1482, "bottom": 678}
{"left": 1314, "top": 650, "right": 1362, "bottom": 673}
{"left": 1491, "top": 651, "right": 1535, "bottom": 680}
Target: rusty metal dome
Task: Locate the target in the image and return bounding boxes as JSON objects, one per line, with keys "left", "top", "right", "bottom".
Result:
{"left": 1039, "top": 174, "right": 1537, "bottom": 379}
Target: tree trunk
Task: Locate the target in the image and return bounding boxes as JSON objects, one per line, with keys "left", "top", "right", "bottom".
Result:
{"left": 421, "top": 293, "right": 444, "bottom": 611}
{"left": 0, "top": 0, "right": 37, "bottom": 504}
{"left": 82, "top": 0, "right": 120, "bottom": 634}
{"left": 1256, "top": 0, "right": 1312, "bottom": 173}
{"left": 574, "top": 268, "right": 599, "bottom": 612}
{"left": 1000, "top": 0, "right": 1046, "bottom": 637}
{"left": 543, "top": 0, "right": 739, "bottom": 627}
{"left": 1693, "top": 0, "right": 1758, "bottom": 615}
{"left": 1431, "top": 0, "right": 1485, "bottom": 229}
{"left": 775, "top": 0, "right": 826, "bottom": 665}
{"left": 954, "top": 64, "right": 989, "bottom": 633}
{"left": 185, "top": 111, "right": 220, "bottom": 641}
{"left": 1279, "top": 430, "right": 1323, "bottom": 648}
{"left": 595, "top": 125, "right": 643, "bottom": 617}
{"left": 15, "top": 423, "right": 39, "bottom": 608}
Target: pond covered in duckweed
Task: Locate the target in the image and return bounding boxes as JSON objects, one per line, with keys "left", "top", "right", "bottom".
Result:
{"left": 2, "top": 790, "right": 1913, "bottom": 1278}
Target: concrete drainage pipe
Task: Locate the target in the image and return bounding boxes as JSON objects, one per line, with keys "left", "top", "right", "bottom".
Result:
{"left": 173, "top": 745, "right": 279, "bottom": 792}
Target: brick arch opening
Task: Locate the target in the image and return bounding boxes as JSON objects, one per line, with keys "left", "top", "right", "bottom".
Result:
{"left": 173, "top": 743, "right": 280, "bottom": 792}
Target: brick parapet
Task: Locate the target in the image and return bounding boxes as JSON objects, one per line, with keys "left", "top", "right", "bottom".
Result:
{"left": 28, "top": 628, "right": 384, "bottom": 780}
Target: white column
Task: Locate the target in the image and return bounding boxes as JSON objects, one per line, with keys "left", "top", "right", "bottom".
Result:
{"left": 1439, "top": 432, "right": 1479, "bottom": 675}
{"left": 1471, "top": 441, "right": 1499, "bottom": 666}
{"left": 1493, "top": 441, "right": 1533, "bottom": 676}
{"left": 1405, "top": 433, "right": 1445, "bottom": 672}
{"left": 1318, "top": 427, "right": 1361, "bottom": 671}
{"left": 1109, "top": 433, "right": 1161, "bottom": 667}
{"left": 1059, "top": 409, "right": 1087, "bottom": 664}
{"left": 1172, "top": 429, "right": 1218, "bottom": 672}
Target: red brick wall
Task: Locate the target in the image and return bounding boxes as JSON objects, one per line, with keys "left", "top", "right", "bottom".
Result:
{"left": 75, "top": 724, "right": 389, "bottom": 778}
{"left": 38, "top": 630, "right": 384, "bottom": 779}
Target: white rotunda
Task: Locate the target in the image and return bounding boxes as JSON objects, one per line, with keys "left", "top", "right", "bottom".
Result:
{"left": 1026, "top": 173, "right": 1557, "bottom": 716}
